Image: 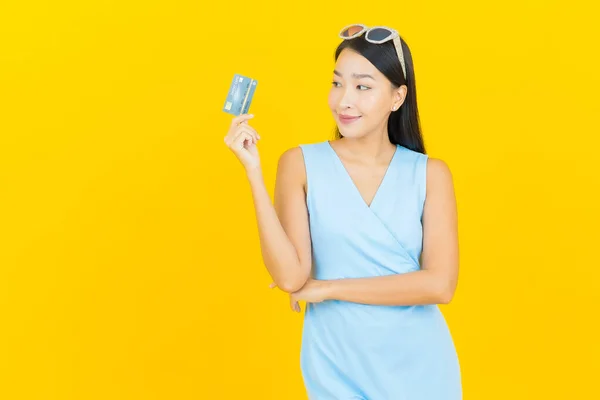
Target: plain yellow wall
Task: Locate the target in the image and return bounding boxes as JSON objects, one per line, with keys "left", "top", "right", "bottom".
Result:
{"left": 1, "top": 1, "right": 599, "bottom": 399}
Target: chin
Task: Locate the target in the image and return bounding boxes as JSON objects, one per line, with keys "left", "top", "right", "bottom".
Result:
{"left": 338, "top": 130, "right": 359, "bottom": 138}
{"left": 338, "top": 126, "right": 367, "bottom": 139}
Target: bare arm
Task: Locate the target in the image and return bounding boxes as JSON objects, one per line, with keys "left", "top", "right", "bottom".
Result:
{"left": 247, "top": 147, "right": 312, "bottom": 293}
{"left": 294, "top": 158, "right": 459, "bottom": 306}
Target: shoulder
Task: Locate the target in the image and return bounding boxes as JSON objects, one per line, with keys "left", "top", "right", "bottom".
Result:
{"left": 278, "top": 146, "right": 306, "bottom": 171}
{"left": 278, "top": 146, "right": 304, "bottom": 164}
{"left": 279, "top": 141, "right": 326, "bottom": 163}
{"left": 278, "top": 141, "right": 328, "bottom": 174}
{"left": 426, "top": 157, "right": 453, "bottom": 182}
{"left": 276, "top": 146, "right": 307, "bottom": 186}
{"left": 425, "top": 157, "right": 455, "bottom": 197}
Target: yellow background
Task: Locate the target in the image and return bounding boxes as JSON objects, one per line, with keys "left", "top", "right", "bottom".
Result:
{"left": 1, "top": 1, "right": 599, "bottom": 399}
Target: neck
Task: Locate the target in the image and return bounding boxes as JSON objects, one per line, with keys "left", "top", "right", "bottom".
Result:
{"left": 337, "top": 125, "right": 396, "bottom": 163}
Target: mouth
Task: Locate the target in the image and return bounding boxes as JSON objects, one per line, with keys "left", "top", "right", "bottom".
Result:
{"left": 338, "top": 115, "right": 362, "bottom": 124}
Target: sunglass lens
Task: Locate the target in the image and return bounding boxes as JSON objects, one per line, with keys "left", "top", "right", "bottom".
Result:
{"left": 366, "top": 28, "right": 392, "bottom": 41}
{"left": 341, "top": 25, "right": 365, "bottom": 38}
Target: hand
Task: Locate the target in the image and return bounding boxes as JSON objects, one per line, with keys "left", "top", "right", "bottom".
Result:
{"left": 270, "top": 279, "right": 331, "bottom": 313}
{"left": 223, "top": 113, "right": 261, "bottom": 171}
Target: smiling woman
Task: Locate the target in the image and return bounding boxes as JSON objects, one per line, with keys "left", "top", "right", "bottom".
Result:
{"left": 224, "top": 23, "right": 461, "bottom": 400}
{"left": 330, "top": 25, "right": 424, "bottom": 153}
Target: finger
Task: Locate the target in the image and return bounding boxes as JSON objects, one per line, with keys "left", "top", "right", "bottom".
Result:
{"left": 231, "top": 114, "right": 254, "bottom": 127}
{"left": 226, "top": 120, "right": 259, "bottom": 146}
{"left": 231, "top": 113, "right": 254, "bottom": 128}
{"left": 230, "top": 128, "right": 246, "bottom": 144}
{"left": 235, "top": 124, "right": 260, "bottom": 143}
{"left": 231, "top": 131, "right": 253, "bottom": 150}
{"left": 225, "top": 125, "right": 251, "bottom": 146}
{"left": 290, "top": 294, "right": 301, "bottom": 313}
{"left": 269, "top": 282, "right": 277, "bottom": 289}
{"left": 239, "top": 121, "right": 261, "bottom": 139}
{"left": 231, "top": 128, "right": 256, "bottom": 147}
{"left": 237, "top": 133, "right": 253, "bottom": 150}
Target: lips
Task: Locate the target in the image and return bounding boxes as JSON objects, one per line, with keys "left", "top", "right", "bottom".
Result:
{"left": 339, "top": 115, "right": 361, "bottom": 123}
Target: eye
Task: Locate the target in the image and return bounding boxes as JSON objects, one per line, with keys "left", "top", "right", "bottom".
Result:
{"left": 331, "top": 81, "right": 341, "bottom": 87}
{"left": 357, "top": 85, "right": 370, "bottom": 90}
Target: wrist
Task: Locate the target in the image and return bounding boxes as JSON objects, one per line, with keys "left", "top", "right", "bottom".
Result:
{"left": 322, "top": 279, "right": 336, "bottom": 300}
{"left": 245, "top": 165, "right": 263, "bottom": 181}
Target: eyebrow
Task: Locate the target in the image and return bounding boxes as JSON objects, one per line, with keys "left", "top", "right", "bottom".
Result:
{"left": 333, "top": 70, "right": 375, "bottom": 80}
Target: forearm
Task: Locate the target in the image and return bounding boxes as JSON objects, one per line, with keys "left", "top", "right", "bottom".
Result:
{"left": 325, "top": 270, "right": 452, "bottom": 306}
{"left": 246, "top": 167, "right": 308, "bottom": 292}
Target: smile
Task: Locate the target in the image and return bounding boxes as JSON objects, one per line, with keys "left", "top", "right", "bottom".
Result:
{"left": 339, "top": 115, "right": 361, "bottom": 124}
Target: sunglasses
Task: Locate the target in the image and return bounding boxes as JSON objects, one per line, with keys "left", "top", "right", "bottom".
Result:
{"left": 339, "top": 24, "right": 407, "bottom": 80}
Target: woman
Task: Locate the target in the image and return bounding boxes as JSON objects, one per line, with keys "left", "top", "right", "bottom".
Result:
{"left": 224, "top": 24, "right": 462, "bottom": 400}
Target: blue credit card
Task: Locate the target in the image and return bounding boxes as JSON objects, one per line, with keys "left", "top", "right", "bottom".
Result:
{"left": 222, "top": 73, "right": 258, "bottom": 116}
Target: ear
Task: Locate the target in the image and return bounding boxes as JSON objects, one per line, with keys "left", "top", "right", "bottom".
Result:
{"left": 391, "top": 85, "right": 408, "bottom": 111}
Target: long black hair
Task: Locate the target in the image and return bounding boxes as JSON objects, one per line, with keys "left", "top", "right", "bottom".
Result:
{"left": 333, "top": 33, "right": 426, "bottom": 154}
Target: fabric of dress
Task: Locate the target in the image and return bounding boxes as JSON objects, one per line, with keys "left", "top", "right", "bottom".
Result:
{"left": 298, "top": 140, "right": 462, "bottom": 400}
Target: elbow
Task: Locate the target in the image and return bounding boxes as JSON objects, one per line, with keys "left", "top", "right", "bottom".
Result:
{"left": 278, "top": 282, "right": 302, "bottom": 293}
{"left": 438, "top": 290, "right": 454, "bottom": 304}
{"left": 436, "top": 281, "right": 456, "bottom": 304}
{"left": 277, "top": 277, "right": 307, "bottom": 293}
{"left": 277, "top": 272, "right": 310, "bottom": 293}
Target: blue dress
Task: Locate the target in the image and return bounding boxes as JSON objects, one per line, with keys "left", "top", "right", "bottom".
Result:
{"left": 298, "top": 140, "right": 462, "bottom": 400}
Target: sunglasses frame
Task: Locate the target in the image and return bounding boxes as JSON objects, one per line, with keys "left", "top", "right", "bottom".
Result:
{"left": 338, "top": 23, "right": 407, "bottom": 80}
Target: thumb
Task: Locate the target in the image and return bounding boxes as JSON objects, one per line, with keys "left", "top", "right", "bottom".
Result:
{"left": 269, "top": 282, "right": 277, "bottom": 289}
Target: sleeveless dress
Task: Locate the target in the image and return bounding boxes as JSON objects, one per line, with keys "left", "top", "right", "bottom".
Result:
{"left": 297, "top": 140, "right": 462, "bottom": 400}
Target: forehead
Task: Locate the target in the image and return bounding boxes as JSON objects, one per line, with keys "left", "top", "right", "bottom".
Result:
{"left": 333, "top": 49, "right": 381, "bottom": 78}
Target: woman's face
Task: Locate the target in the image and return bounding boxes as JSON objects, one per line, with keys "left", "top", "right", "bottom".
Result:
{"left": 328, "top": 48, "right": 406, "bottom": 138}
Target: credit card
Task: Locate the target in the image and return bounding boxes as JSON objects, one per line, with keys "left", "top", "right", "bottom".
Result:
{"left": 222, "top": 73, "right": 258, "bottom": 116}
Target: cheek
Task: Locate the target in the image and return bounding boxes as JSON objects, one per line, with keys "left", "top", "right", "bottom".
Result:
{"left": 327, "top": 89, "right": 339, "bottom": 111}
{"left": 362, "top": 92, "right": 388, "bottom": 115}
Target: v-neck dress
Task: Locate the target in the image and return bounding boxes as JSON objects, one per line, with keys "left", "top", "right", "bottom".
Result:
{"left": 297, "top": 140, "right": 462, "bottom": 400}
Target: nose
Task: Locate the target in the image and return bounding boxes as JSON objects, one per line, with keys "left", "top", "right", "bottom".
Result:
{"left": 337, "top": 86, "right": 357, "bottom": 111}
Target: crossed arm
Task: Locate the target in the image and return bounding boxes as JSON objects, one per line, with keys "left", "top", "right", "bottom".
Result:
{"left": 251, "top": 147, "right": 459, "bottom": 310}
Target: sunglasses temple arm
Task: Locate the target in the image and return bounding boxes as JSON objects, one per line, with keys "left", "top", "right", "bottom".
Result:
{"left": 393, "top": 36, "right": 407, "bottom": 79}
